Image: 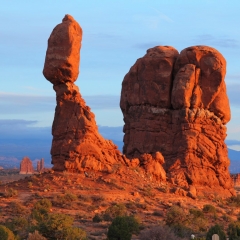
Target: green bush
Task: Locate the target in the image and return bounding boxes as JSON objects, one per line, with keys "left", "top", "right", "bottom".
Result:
{"left": 171, "top": 224, "right": 192, "bottom": 238}
{"left": 34, "top": 198, "right": 52, "bottom": 212}
{"left": 227, "top": 221, "right": 240, "bottom": 240}
{"left": 7, "top": 216, "right": 29, "bottom": 238}
{"left": 103, "top": 203, "right": 127, "bottom": 221}
{"left": 107, "top": 215, "right": 140, "bottom": 240}
{"left": 189, "top": 208, "right": 204, "bottom": 218}
{"left": 53, "top": 193, "right": 77, "bottom": 208}
{"left": 38, "top": 213, "right": 86, "bottom": 240}
{"left": 93, "top": 213, "right": 103, "bottom": 223}
{"left": 0, "top": 225, "right": 15, "bottom": 240}
{"left": 206, "top": 224, "right": 226, "bottom": 240}
{"left": 166, "top": 206, "right": 188, "bottom": 226}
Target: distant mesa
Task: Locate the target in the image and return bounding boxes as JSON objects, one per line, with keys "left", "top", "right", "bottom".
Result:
{"left": 37, "top": 158, "right": 45, "bottom": 173}
{"left": 120, "top": 45, "right": 233, "bottom": 196}
{"left": 42, "top": 14, "right": 234, "bottom": 197}
{"left": 19, "top": 157, "right": 34, "bottom": 174}
{"left": 19, "top": 157, "right": 45, "bottom": 174}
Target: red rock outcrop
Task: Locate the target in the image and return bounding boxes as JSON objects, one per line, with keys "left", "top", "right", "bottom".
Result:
{"left": 43, "top": 15, "right": 128, "bottom": 173}
{"left": 19, "top": 157, "right": 34, "bottom": 174}
{"left": 37, "top": 158, "right": 44, "bottom": 172}
{"left": 121, "top": 45, "right": 234, "bottom": 196}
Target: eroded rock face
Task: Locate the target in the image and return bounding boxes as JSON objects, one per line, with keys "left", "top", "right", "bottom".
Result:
{"left": 121, "top": 45, "right": 233, "bottom": 195}
{"left": 43, "top": 15, "right": 127, "bottom": 172}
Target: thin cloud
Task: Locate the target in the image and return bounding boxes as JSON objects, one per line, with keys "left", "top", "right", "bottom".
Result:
{"left": 134, "top": 42, "right": 162, "bottom": 50}
{"left": 0, "top": 92, "right": 120, "bottom": 114}
{"left": 194, "top": 34, "right": 239, "bottom": 48}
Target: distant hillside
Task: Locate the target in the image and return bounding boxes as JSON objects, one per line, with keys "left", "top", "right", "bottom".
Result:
{"left": 228, "top": 148, "right": 240, "bottom": 173}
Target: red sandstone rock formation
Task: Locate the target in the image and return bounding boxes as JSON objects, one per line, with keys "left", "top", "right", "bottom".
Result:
{"left": 37, "top": 158, "right": 44, "bottom": 172}
{"left": 19, "top": 157, "right": 34, "bottom": 174}
{"left": 121, "top": 45, "right": 234, "bottom": 196}
{"left": 43, "top": 15, "right": 128, "bottom": 173}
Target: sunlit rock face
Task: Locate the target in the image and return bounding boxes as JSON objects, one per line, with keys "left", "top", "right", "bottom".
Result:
{"left": 43, "top": 15, "right": 126, "bottom": 172}
{"left": 121, "top": 45, "right": 234, "bottom": 196}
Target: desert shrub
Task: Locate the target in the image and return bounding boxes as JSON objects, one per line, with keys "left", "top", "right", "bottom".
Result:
{"left": 206, "top": 224, "right": 226, "bottom": 240}
{"left": 93, "top": 213, "right": 103, "bottom": 223}
{"left": 203, "top": 204, "right": 216, "bottom": 214}
{"left": 4, "top": 188, "right": 18, "bottom": 198}
{"left": 32, "top": 198, "right": 52, "bottom": 222}
{"left": 53, "top": 193, "right": 77, "bottom": 208}
{"left": 27, "top": 230, "right": 47, "bottom": 240}
{"left": 103, "top": 203, "right": 127, "bottom": 221}
{"left": 34, "top": 198, "right": 52, "bottom": 211}
{"left": 9, "top": 201, "right": 26, "bottom": 215}
{"left": 91, "top": 195, "right": 105, "bottom": 202}
{"left": 166, "top": 205, "right": 188, "bottom": 226}
{"left": 171, "top": 223, "right": 193, "bottom": 238}
{"left": 7, "top": 216, "right": 29, "bottom": 238}
{"left": 141, "top": 186, "right": 155, "bottom": 197}
{"left": 38, "top": 213, "right": 86, "bottom": 240}
{"left": 139, "top": 224, "right": 188, "bottom": 240}
{"left": 189, "top": 208, "right": 204, "bottom": 218}
{"left": 107, "top": 215, "right": 140, "bottom": 240}
{"left": 228, "top": 195, "right": 240, "bottom": 207}
{"left": 0, "top": 225, "right": 15, "bottom": 240}
{"left": 227, "top": 221, "right": 240, "bottom": 240}
{"left": 189, "top": 208, "right": 208, "bottom": 232}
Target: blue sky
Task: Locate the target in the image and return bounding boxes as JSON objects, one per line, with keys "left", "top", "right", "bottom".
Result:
{"left": 1, "top": 0, "right": 240, "bottom": 156}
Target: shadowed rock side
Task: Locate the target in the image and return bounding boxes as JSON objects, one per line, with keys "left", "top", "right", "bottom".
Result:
{"left": 43, "top": 14, "right": 166, "bottom": 180}
{"left": 120, "top": 46, "right": 234, "bottom": 196}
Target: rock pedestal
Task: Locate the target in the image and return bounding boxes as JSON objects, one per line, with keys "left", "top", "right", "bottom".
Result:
{"left": 43, "top": 15, "right": 126, "bottom": 172}
{"left": 121, "top": 46, "right": 234, "bottom": 195}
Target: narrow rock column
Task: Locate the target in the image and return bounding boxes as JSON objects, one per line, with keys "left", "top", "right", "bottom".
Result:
{"left": 43, "top": 15, "right": 125, "bottom": 172}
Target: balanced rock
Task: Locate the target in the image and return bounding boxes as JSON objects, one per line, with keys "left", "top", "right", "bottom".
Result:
{"left": 121, "top": 45, "right": 234, "bottom": 196}
{"left": 43, "top": 15, "right": 126, "bottom": 172}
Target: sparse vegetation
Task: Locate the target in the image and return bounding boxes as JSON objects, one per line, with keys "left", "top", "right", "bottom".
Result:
{"left": 0, "top": 225, "right": 15, "bottom": 240}
{"left": 139, "top": 224, "right": 188, "bottom": 240}
{"left": 3, "top": 187, "right": 18, "bottom": 198}
{"left": 206, "top": 224, "right": 226, "bottom": 240}
{"left": 107, "top": 215, "right": 140, "bottom": 240}
{"left": 0, "top": 170, "right": 240, "bottom": 239}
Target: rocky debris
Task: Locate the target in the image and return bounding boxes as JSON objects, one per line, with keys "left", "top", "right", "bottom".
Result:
{"left": 121, "top": 45, "right": 234, "bottom": 196}
{"left": 37, "top": 158, "right": 44, "bottom": 172}
{"left": 19, "top": 157, "right": 34, "bottom": 174}
{"left": 43, "top": 15, "right": 128, "bottom": 173}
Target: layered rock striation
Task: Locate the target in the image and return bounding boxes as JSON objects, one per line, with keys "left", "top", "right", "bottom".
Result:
{"left": 121, "top": 46, "right": 234, "bottom": 194}
{"left": 43, "top": 15, "right": 125, "bottom": 172}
